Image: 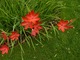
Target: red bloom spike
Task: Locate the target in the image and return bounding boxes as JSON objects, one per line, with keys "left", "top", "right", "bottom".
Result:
{"left": 57, "top": 20, "right": 73, "bottom": 32}
{"left": 21, "top": 10, "right": 42, "bottom": 36}
{"left": 9, "top": 31, "right": 20, "bottom": 41}
{"left": 1, "top": 32, "right": 8, "bottom": 40}
{"left": 0, "top": 44, "right": 9, "bottom": 54}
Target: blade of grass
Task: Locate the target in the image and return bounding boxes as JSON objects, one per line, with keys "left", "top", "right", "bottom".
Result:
{"left": 22, "top": 29, "right": 31, "bottom": 47}
{"left": 28, "top": 36, "right": 36, "bottom": 50}
{"left": 34, "top": 37, "right": 44, "bottom": 47}
{"left": 50, "top": 23, "right": 59, "bottom": 36}
{"left": 9, "top": 40, "right": 15, "bottom": 56}
{"left": 18, "top": 41, "right": 24, "bottom": 53}
{"left": 0, "top": 39, "right": 4, "bottom": 45}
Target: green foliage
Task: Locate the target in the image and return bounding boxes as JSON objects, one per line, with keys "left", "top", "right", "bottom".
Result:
{"left": 0, "top": 0, "right": 80, "bottom": 60}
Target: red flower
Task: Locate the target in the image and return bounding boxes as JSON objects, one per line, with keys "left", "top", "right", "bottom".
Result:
{"left": 57, "top": 20, "right": 73, "bottom": 32}
{"left": 22, "top": 10, "right": 40, "bottom": 24}
{"left": 0, "top": 44, "right": 9, "bottom": 54}
{"left": 1, "top": 32, "right": 8, "bottom": 40}
{"left": 9, "top": 31, "right": 20, "bottom": 41}
{"left": 21, "top": 10, "right": 40, "bottom": 29}
{"left": 31, "top": 22, "right": 42, "bottom": 36}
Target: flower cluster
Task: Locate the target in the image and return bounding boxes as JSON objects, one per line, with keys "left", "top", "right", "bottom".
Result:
{"left": 0, "top": 31, "right": 20, "bottom": 54}
{"left": 1, "top": 31, "right": 20, "bottom": 41}
{"left": 21, "top": 10, "right": 42, "bottom": 36}
{"left": 0, "top": 10, "right": 74, "bottom": 55}
{"left": 0, "top": 10, "right": 42, "bottom": 55}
